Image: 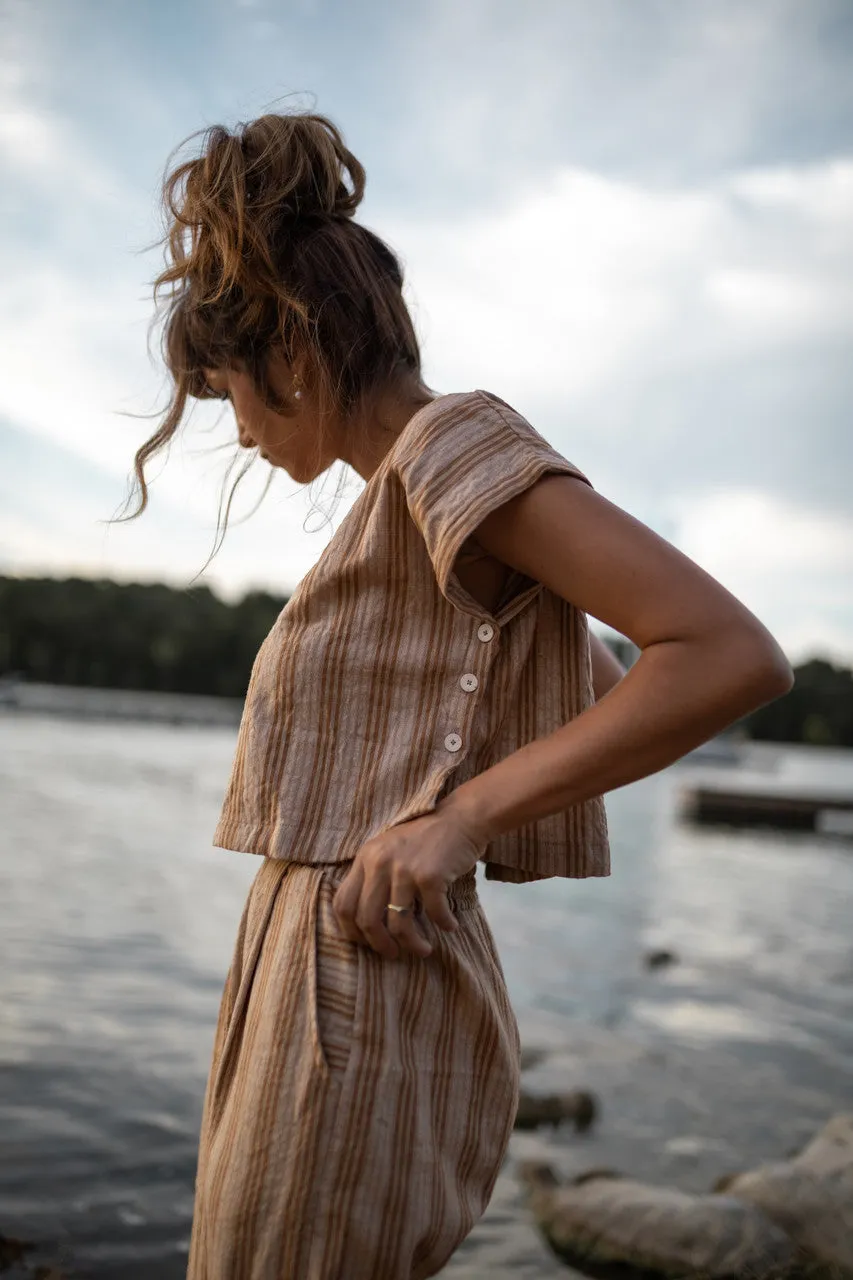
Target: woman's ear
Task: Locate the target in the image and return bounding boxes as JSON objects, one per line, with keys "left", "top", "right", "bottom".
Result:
{"left": 292, "top": 349, "right": 314, "bottom": 394}
{"left": 267, "top": 347, "right": 302, "bottom": 392}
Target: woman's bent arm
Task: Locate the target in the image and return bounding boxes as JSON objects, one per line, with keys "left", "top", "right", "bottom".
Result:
{"left": 437, "top": 474, "right": 794, "bottom": 844}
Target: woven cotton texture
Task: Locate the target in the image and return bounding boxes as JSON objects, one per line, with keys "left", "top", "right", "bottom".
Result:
{"left": 186, "top": 857, "right": 521, "bottom": 1280}
{"left": 213, "top": 389, "right": 610, "bottom": 883}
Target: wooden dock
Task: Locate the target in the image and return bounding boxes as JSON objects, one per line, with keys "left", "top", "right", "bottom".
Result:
{"left": 680, "top": 782, "right": 853, "bottom": 833}
{"left": 677, "top": 742, "right": 853, "bottom": 835}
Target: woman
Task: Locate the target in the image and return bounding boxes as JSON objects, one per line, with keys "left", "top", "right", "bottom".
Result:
{"left": 128, "top": 111, "right": 793, "bottom": 1279}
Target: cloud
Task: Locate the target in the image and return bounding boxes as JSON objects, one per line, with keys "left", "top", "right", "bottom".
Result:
{"left": 6, "top": 149, "right": 849, "bottom": 491}
{"left": 385, "top": 157, "right": 853, "bottom": 507}
{"left": 0, "top": 413, "right": 359, "bottom": 600}
{"left": 0, "top": 102, "right": 59, "bottom": 171}
{"left": 385, "top": 0, "right": 853, "bottom": 203}
{"left": 408, "top": 158, "right": 853, "bottom": 377}
{"left": 666, "top": 488, "right": 853, "bottom": 663}
{"left": 2, "top": 0, "right": 851, "bottom": 657}
{"left": 3, "top": 134, "right": 852, "bottom": 649}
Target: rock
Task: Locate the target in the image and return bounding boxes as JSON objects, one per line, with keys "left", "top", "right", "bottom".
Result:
{"left": 519, "top": 1114, "right": 853, "bottom": 1278}
{"left": 714, "top": 1112, "right": 853, "bottom": 1274}
{"left": 567, "top": 1089, "right": 598, "bottom": 1133}
{"left": 515, "top": 1093, "right": 564, "bottom": 1130}
{"left": 520, "top": 1046, "right": 549, "bottom": 1072}
{"left": 644, "top": 948, "right": 677, "bottom": 970}
{"left": 0, "top": 1234, "right": 33, "bottom": 1269}
{"left": 517, "top": 1165, "right": 798, "bottom": 1278}
{"left": 570, "top": 1167, "right": 624, "bottom": 1187}
{"left": 519, "top": 1161, "right": 561, "bottom": 1192}
{"left": 515, "top": 1089, "right": 598, "bottom": 1133}
{"left": 0, "top": 1234, "right": 69, "bottom": 1277}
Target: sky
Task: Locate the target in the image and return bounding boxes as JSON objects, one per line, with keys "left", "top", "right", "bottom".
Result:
{"left": 2, "top": 0, "right": 852, "bottom": 663}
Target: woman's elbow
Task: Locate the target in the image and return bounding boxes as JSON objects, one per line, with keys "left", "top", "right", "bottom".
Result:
{"left": 730, "top": 624, "right": 794, "bottom": 709}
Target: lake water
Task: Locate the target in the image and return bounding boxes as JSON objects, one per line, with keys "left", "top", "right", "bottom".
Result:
{"left": 1, "top": 705, "right": 851, "bottom": 1278}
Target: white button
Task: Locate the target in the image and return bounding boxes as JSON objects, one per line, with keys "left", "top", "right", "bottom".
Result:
{"left": 460, "top": 673, "right": 479, "bottom": 692}
{"left": 444, "top": 733, "right": 463, "bottom": 752}
{"left": 477, "top": 622, "right": 495, "bottom": 642}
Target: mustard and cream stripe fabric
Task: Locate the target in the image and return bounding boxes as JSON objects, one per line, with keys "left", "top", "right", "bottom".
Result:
{"left": 214, "top": 390, "right": 610, "bottom": 884}
{"left": 187, "top": 858, "right": 521, "bottom": 1279}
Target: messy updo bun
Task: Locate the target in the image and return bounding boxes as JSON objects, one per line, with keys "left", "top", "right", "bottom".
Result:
{"left": 127, "top": 111, "right": 424, "bottom": 517}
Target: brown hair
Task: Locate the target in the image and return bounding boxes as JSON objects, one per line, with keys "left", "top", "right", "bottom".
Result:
{"left": 124, "top": 110, "right": 425, "bottom": 525}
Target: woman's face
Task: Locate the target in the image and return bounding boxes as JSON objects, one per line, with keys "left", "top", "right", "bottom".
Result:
{"left": 202, "top": 359, "right": 333, "bottom": 483}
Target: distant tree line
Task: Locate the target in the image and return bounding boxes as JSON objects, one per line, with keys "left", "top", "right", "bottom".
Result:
{"left": 743, "top": 658, "right": 853, "bottom": 748}
{"left": 0, "top": 575, "right": 285, "bottom": 699}
{"left": 1, "top": 576, "right": 851, "bottom": 745}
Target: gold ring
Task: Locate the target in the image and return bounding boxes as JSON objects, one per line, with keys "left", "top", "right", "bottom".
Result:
{"left": 385, "top": 902, "right": 413, "bottom": 916}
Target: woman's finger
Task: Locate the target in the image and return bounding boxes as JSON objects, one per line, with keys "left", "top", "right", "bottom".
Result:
{"left": 356, "top": 861, "right": 400, "bottom": 960}
{"left": 332, "top": 860, "right": 369, "bottom": 946}
{"left": 386, "top": 868, "right": 432, "bottom": 959}
{"left": 417, "top": 873, "right": 459, "bottom": 935}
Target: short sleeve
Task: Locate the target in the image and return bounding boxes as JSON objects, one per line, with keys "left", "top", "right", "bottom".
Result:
{"left": 393, "top": 389, "right": 591, "bottom": 604}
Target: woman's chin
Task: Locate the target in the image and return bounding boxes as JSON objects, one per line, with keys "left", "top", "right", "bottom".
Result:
{"left": 268, "top": 455, "right": 307, "bottom": 483}
{"left": 261, "top": 447, "right": 322, "bottom": 483}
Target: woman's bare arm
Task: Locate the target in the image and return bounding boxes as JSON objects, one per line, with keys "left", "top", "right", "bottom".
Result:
{"left": 334, "top": 472, "right": 793, "bottom": 961}
{"left": 437, "top": 473, "right": 793, "bottom": 843}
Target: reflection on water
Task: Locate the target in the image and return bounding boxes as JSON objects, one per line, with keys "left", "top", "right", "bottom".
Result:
{"left": 630, "top": 996, "right": 831, "bottom": 1048}
{"left": 0, "top": 709, "right": 851, "bottom": 1278}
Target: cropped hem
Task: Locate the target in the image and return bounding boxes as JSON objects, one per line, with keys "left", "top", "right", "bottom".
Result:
{"left": 213, "top": 821, "right": 611, "bottom": 883}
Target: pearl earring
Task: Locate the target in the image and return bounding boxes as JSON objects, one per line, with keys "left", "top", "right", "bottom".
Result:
{"left": 293, "top": 380, "right": 303, "bottom": 401}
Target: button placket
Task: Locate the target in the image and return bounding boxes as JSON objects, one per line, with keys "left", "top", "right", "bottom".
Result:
{"left": 443, "top": 620, "right": 498, "bottom": 754}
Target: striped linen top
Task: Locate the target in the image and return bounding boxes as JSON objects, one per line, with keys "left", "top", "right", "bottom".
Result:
{"left": 213, "top": 389, "right": 610, "bottom": 883}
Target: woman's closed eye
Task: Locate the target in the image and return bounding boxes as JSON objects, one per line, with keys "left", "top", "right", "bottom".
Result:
{"left": 200, "top": 367, "right": 231, "bottom": 401}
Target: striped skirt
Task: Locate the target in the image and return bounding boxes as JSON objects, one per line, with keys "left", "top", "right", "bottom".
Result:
{"left": 186, "top": 857, "right": 521, "bottom": 1280}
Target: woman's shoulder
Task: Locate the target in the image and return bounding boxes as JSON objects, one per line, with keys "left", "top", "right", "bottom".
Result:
{"left": 389, "top": 387, "right": 527, "bottom": 467}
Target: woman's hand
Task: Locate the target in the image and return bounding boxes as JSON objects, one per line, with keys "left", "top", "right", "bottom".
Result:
{"left": 332, "top": 809, "right": 485, "bottom": 960}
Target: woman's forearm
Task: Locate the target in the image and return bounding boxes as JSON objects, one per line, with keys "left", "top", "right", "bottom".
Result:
{"left": 437, "top": 627, "right": 792, "bottom": 843}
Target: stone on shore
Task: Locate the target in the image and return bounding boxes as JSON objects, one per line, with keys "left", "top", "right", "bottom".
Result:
{"left": 714, "top": 1112, "right": 853, "bottom": 1274}
{"left": 518, "top": 1163, "right": 798, "bottom": 1278}
{"left": 515, "top": 1089, "right": 598, "bottom": 1132}
{"left": 0, "top": 1234, "right": 32, "bottom": 1269}
{"left": 519, "top": 1113, "right": 853, "bottom": 1278}
{"left": 644, "top": 948, "right": 678, "bottom": 970}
